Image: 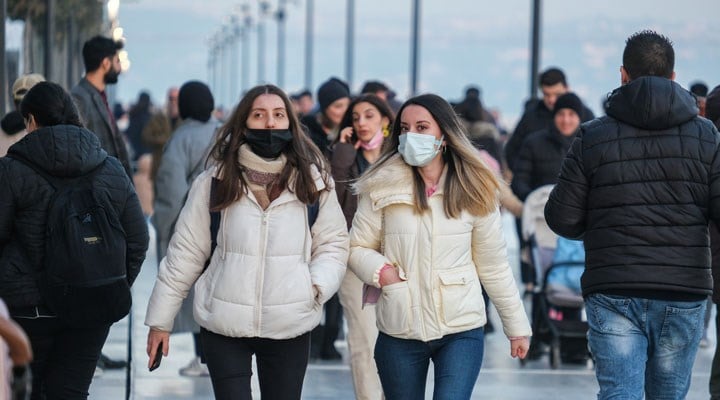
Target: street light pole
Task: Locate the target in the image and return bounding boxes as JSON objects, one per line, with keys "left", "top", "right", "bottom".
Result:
{"left": 345, "top": 0, "right": 354, "bottom": 89}
{"left": 304, "top": 0, "right": 314, "bottom": 91}
{"left": 45, "top": 0, "right": 55, "bottom": 80}
{"left": 257, "top": 1, "right": 270, "bottom": 84}
{"left": 276, "top": 0, "right": 287, "bottom": 89}
{"left": 529, "top": 0, "right": 542, "bottom": 100}
{"left": 1, "top": 0, "right": 7, "bottom": 114}
{"left": 242, "top": 8, "right": 252, "bottom": 94}
{"left": 409, "top": 0, "right": 420, "bottom": 96}
{"left": 230, "top": 19, "right": 239, "bottom": 104}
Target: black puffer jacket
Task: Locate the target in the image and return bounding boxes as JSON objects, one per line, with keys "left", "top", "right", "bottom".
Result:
{"left": 510, "top": 126, "right": 576, "bottom": 201}
{"left": 0, "top": 125, "right": 149, "bottom": 309}
{"left": 545, "top": 77, "right": 720, "bottom": 297}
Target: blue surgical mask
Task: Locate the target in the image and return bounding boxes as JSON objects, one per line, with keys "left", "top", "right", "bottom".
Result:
{"left": 398, "top": 132, "right": 444, "bottom": 167}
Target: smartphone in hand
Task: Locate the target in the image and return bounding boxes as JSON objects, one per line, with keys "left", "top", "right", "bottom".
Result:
{"left": 149, "top": 343, "right": 163, "bottom": 372}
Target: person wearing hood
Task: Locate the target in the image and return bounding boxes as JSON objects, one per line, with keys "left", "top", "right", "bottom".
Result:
{"left": 301, "top": 77, "right": 351, "bottom": 158}
{"left": 0, "top": 82, "right": 148, "bottom": 399}
{"left": 151, "top": 81, "right": 219, "bottom": 377}
{"left": 510, "top": 92, "right": 583, "bottom": 201}
{"left": 545, "top": 31, "right": 720, "bottom": 400}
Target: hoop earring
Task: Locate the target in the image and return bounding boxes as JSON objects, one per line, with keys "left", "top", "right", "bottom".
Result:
{"left": 443, "top": 145, "right": 447, "bottom": 154}
{"left": 382, "top": 125, "right": 390, "bottom": 137}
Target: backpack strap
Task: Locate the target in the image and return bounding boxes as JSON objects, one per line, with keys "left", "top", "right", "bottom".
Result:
{"left": 204, "top": 178, "right": 221, "bottom": 272}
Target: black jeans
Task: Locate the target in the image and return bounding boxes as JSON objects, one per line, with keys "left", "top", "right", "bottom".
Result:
{"left": 12, "top": 311, "right": 111, "bottom": 400}
{"left": 200, "top": 328, "right": 310, "bottom": 400}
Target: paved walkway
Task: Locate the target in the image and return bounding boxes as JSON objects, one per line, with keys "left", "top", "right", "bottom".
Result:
{"left": 88, "top": 213, "right": 717, "bottom": 399}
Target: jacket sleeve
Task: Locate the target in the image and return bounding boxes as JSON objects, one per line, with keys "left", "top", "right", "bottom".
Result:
{"left": 330, "top": 142, "right": 358, "bottom": 229}
{"left": 0, "top": 161, "right": 14, "bottom": 246}
{"left": 152, "top": 133, "right": 192, "bottom": 258}
{"left": 544, "top": 132, "right": 588, "bottom": 240}
{"left": 472, "top": 208, "right": 532, "bottom": 338}
{"left": 145, "top": 172, "right": 213, "bottom": 332}
{"left": 308, "top": 178, "right": 350, "bottom": 305}
{"left": 510, "top": 138, "right": 535, "bottom": 201}
{"left": 120, "top": 177, "right": 149, "bottom": 286}
{"left": 348, "top": 194, "right": 391, "bottom": 287}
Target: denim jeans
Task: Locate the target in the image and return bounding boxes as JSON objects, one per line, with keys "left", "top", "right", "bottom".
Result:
{"left": 585, "top": 293, "right": 706, "bottom": 400}
{"left": 374, "top": 327, "right": 484, "bottom": 400}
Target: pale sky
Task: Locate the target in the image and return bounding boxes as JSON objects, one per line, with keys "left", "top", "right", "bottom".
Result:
{"left": 81, "top": 0, "right": 720, "bottom": 125}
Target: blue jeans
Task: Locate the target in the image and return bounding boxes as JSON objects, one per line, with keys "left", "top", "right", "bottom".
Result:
{"left": 586, "top": 293, "right": 706, "bottom": 400}
{"left": 374, "top": 327, "right": 484, "bottom": 400}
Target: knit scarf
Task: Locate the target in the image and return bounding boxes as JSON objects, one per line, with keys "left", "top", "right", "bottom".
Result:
{"left": 238, "top": 144, "right": 287, "bottom": 209}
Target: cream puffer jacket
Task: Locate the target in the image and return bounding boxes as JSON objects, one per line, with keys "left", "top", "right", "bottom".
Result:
{"left": 145, "top": 165, "right": 349, "bottom": 339}
{"left": 349, "top": 154, "right": 531, "bottom": 341}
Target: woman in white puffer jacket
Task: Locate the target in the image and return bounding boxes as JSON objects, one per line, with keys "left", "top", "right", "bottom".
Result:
{"left": 144, "top": 84, "right": 349, "bottom": 400}
{"left": 349, "top": 94, "right": 531, "bottom": 400}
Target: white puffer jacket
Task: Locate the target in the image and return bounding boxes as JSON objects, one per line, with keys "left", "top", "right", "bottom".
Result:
{"left": 145, "top": 166, "right": 349, "bottom": 339}
{"left": 349, "top": 155, "right": 531, "bottom": 341}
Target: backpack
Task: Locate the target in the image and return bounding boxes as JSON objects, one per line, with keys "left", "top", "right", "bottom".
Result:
{"left": 9, "top": 154, "right": 131, "bottom": 326}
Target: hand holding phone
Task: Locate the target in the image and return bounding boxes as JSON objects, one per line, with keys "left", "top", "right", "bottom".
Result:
{"left": 149, "top": 342, "right": 163, "bottom": 371}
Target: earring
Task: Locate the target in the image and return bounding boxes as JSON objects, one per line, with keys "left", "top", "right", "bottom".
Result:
{"left": 382, "top": 125, "right": 390, "bottom": 137}
{"left": 443, "top": 145, "right": 447, "bottom": 154}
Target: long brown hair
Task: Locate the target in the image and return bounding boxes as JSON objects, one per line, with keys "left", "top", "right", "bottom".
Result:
{"left": 361, "top": 93, "right": 499, "bottom": 218}
{"left": 208, "top": 84, "right": 330, "bottom": 211}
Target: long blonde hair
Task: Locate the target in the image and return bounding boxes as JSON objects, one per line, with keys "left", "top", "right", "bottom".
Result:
{"left": 362, "top": 93, "right": 499, "bottom": 218}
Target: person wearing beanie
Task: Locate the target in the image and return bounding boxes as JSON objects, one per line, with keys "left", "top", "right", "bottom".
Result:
{"left": 151, "top": 80, "right": 219, "bottom": 378}
{"left": 301, "top": 77, "right": 351, "bottom": 158}
{"left": 690, "top": 81, "right": 709, "bottom": 117}
{"left": 705, "top": 85, "right": 720, "bottom": 127}
{"left": 512, "top": 92, "right": 583, "bottom": 202}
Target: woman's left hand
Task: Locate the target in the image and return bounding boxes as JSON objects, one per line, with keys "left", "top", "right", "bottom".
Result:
{"left": 510, "top": 337, "right": 530, "bottom": 359}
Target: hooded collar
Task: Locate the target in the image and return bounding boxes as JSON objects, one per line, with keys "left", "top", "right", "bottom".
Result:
{"left": 8, "top": 124, "right": 107, "bottom": 177}
{"left": 605, "top": 76, "right": 698, "bottom": 130}
{"left": 352, "top": 153, "right": 447, "bottom": 210}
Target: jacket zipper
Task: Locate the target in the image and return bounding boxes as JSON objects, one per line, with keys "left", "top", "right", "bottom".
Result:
{"left": 255, "top": 209, "right": 270, "bottom": 335}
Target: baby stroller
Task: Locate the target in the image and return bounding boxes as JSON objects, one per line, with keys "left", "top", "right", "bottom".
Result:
{"left": 519, "top": 185, "right": 590, "bottom": 369}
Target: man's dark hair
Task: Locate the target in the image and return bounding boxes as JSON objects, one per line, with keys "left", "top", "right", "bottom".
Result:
{"left": 297, "top": 89, "right": 312, "bottom": 99}
{"left": 539, "top": 68, "right": 567, "bottom": 87}
{"left": 360, "top": 80, "right": 389, "bottom": 95}
{"left": 622, "top": 30, "right": 674, "bottom": 80}
{"left": 82, "top": 36, "right": 123, "bottom": 73}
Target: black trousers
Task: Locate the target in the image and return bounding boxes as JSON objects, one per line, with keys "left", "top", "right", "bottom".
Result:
{"left": 200, "top": 328, "right": 310, "bottom": 400}
{"left": 12, "top": 313, "right": 110, "bottom": 400}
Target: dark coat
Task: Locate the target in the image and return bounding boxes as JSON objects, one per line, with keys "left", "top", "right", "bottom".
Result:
{"left": 511, "top": 126, "right": 576, "bottom": 201}
{"left": 330, "top": 142, "right": 366, "bottom": 229}
{"left": 71, "top": 78, "right": 132, "bottom": 177}
{"left": 544, "top": 76, "right": 720, "bottom": 298}
{"left": 301, "top": 113, "right": 332, "bottom": 159}
{"left": 506, "top": 99, "right": 594, "bottom": 172}
{"left": 0, "top": 125, "right": 149, "bottom": 309}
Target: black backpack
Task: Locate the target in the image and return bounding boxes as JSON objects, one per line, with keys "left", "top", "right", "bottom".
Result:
{"left": 10, "top": 154, "right": 131, "bottom": 326}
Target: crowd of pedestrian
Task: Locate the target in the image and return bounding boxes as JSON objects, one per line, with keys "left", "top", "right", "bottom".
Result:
{"left": 0, "top": 28, "right": 718, "bottom": 400}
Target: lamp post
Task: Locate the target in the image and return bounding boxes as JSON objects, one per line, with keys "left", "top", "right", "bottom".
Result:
{"left": 529, "top": 0, "right": 542, "bottom": 100}
{"left": 1, "top": 0, "right": 7, "bottom": 113}
{"left": 242, "top": 4, "right": 253, "bottom": 94}
{"left": 304, "top": 0, "right": 313, "bottom": 91}
{"left": 275, "top": 0, "right": 287, "bottom": 89}
{"left": 257, "top": 0, "right": 271, "bottom": 84}
{"left": 45, "top": 0, "right": 55, "bottom": 80}
{"left": 345, "top": 0, "right": 354, "bottom": 89}
{"left": 409, "top": 0, "right": 420, "bottom": 97}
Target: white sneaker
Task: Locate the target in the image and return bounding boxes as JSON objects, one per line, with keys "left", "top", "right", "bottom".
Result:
{"left": 179, "top": 357, "right": 210, "bottom": 377}
{"left": 93, "top": 366, "right": 104, "bottom": 378}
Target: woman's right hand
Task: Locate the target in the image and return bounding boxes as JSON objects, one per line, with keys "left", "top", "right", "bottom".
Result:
{"left": 379, "top": 264, "right": 403, "bottom": 287}
{"left": 339, "top": 127, "right": 354, "bottom": 144}
{"left": 147, "top": 328, "right": 170, "bottom": 369}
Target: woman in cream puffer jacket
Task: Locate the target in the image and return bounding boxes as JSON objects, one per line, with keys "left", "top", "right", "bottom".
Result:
{"left": 145, "top": 85, "right": 349, "bottom": 400}
{"left": 349, "top": 94, "right": 531, "bottom": 400}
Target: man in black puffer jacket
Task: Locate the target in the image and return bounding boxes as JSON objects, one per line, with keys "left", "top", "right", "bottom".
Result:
{"left": 545, "top": 31, "right": 720, "bottom": 400}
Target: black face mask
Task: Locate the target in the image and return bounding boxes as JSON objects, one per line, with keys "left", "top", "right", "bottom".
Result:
{"left": 245, "top": 129, "right": 293, "bottom": 159}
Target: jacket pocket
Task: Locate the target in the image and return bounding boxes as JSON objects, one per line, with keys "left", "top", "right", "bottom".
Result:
{"left": 376, "top": 281, "right": 411, "bottom": 335}
{"left": 438, "top": 268, "right": 484, "bottom": 328}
